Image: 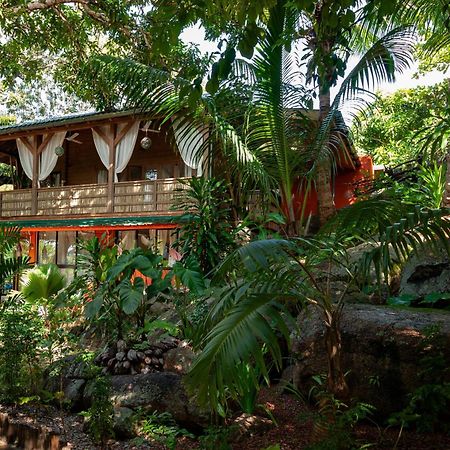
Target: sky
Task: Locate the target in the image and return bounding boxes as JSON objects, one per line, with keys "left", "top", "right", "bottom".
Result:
{"left": 181, "top": 25, "right": 449, "bottom": 96}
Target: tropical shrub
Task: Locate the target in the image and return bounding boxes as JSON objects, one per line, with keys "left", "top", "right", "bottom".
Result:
{"left": 0, "top": 295, "right": 44, "bottom": 402}
{"left": 173, "top": 177, "right": 236, "bottom": 275}
{"left": 186, "top": 200, "right": 450, "bottom": 413}
{"left": 82, "top": 375, "right": 115, "bottom": 444}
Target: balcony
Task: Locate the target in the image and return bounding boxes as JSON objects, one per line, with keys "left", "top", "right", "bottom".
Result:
{"left": 0, "top": 178, "right": 189, "bottom": 219}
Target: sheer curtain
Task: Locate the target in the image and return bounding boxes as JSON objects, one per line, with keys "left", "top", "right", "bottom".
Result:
{"left": 39, "top": 132, "right": 66, "bottom": 181}
{"left": 16, "top": 137, "right": 34, "bottom": 180}
{"left": 92, "top": 122, "right": 139, "bottom": 182}
{"left": 115, "top": 121, "right": 140, "bottom": 180}
{"left": 17, "top": 132, "right": 66, "bottom": 184}
{"left": 172, "top": 118, "right": 207, "bottom": 176}
{"left": 92, "top": 125, "right": 110, "bottom": 172}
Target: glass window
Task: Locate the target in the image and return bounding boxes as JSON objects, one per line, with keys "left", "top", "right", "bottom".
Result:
{"left": 57, "top": 231, "right": 77, "bottom": 266}
{"left": 118, "top": 230, "right": 136, "bottom": 250}
{"left": 38, "top": 231, "right": 56, "bottom": 264}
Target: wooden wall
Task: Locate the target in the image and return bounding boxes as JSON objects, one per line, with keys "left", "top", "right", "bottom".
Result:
{"left": 51, "top": 122, "right": 186, "bottom": 186}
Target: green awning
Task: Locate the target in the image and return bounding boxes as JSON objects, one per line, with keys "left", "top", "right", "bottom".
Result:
{"left": 0, "top": 214, "right": 191, "bottom": 229}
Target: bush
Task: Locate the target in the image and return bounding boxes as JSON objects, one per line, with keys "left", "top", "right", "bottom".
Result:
{"left": 0, "top": 295, "right": 44, "bottom": 402}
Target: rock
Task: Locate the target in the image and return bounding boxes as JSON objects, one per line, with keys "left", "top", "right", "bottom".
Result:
{"left": 127, "top": 349, "right": 138, "bottom": 362}
{"left": 163, "top": 345, "right": 195, "bottom": 375}
{"left": 116, "top": 352, "right": 126, "bottom": 362}
{"left": 113, "top": 406, "right": 135, "bottom": 439}
{"left": 63, "top": 379, "right": 86, "bottom": 410}
{"left": 291, "top": 304, "right": 450, "bottom": 418}
{"left": 149, "top": 301, "right": 171, "bottom": 315}
{"left": 83, "top": 372, "right": 209, "bottom": 427}
{"left": 400, "top": 249, "right": 450, "bottom": 298}
{"left": 231, "top": 413, "right": 273, "bottom": 438}
{"left": 117, "top": 340, "right": 127, "bottom": 353}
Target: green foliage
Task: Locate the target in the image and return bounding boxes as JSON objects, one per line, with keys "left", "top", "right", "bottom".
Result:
{"left": 81, "top": 376, "right": 114, "bottom": 444}
{"left": 0, "top": 226, "right": 29, "bottom": 289}
{"left": 21, "top": 263, "right": 66, "bottom": 304}
{"left": 173, "top": 177, "right": 236, "bottom": 274}
{"left": 353, "top": 82, "right": 450, "bottom": 165}
{"left": 305, "top": 375, "right": 374, "bottom": 450}
{"left": 137, "top": 411, "right": 194, "bottom": 450}
{"left": 0, "top": 295, "right": 44, "bottom": 403}
{"left": 389, "top": 325, "right": 450, "bottom": 433}
{"left": 199, "top": 425, "right": 234, "bottom": 450}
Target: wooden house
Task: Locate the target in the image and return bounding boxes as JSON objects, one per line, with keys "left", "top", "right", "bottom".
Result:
{"left": 0, "top": 110, "right": 372, "bottom": 277}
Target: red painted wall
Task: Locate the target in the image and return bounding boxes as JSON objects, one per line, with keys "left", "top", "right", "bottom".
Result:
{"left": 290, "top": 155, "right": 373, "bottom": 219}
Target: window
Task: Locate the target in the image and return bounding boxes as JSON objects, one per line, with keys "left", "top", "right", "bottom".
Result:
{"left": 38, "top": 231, "right": 57, "bottom": 264}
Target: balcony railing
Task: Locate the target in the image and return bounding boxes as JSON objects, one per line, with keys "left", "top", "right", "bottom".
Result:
{"left": 0, "top": 178, "right": 189, "bottom": 218}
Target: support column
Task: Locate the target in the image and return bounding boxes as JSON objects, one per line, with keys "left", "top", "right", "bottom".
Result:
{"left": 31, "top": 138, "right": 39, "bottom": 215}
{"left": 108, "top": 124, "right": 116, "bottom": 213}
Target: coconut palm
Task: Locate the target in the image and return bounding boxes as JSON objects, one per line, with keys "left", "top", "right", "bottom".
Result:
{"left": 80, "top": 0, "right": 415, "bottom": 232}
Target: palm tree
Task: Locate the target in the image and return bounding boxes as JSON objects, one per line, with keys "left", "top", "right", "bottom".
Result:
{"left": 82, "top": 0, "right": 414, "bottom": 232}
{"left": 185, "top": 199, "right": 450, "bottom": 412}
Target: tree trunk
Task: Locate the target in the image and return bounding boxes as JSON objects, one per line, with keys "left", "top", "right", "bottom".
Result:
{"left": 324, "top": 308, "right": 349, "bottom": 399}
{"left": 317, "top": 85, "right": 336, "bottom": 226}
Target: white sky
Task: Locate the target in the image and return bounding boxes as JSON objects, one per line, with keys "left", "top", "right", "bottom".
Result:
{"left": 181, "top": 25, "right": 449, "bottom": 96}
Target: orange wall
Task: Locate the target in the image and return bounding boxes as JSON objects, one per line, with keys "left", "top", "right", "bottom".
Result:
{"left": 290, "top": 155, "right": 374, "bottom": 218}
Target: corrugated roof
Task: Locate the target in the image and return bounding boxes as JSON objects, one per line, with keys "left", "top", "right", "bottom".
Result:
{"left": 0, "top": 109, "right": 147, "bottom": 136}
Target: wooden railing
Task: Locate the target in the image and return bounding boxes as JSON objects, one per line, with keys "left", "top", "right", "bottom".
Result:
{"left": 0, "top": 178, "right": 189, "bottom": 218}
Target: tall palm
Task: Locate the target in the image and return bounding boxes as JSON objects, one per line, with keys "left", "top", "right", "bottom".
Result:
{"left": 81, "top": 1, "right": 414, "bottom": 231}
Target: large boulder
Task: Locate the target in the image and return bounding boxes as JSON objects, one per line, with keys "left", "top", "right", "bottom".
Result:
{"left": 400, "top": 249, "right": 450, "bottom": 298}
{"left": 84, "top": 372, "right": 208, "bottom": 428}
{"left": 289, "top": 304, "right": 450, "bottom": 417}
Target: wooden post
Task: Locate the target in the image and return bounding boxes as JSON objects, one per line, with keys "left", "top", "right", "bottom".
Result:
{"left": 108, "top": 124, "right": 116, "bottom": 213}
{"left": 31, "top": 137, "right": 39, "bottom": 215}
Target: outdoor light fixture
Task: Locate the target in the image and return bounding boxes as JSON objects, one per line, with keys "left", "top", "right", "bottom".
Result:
{"left": 140, "top": 136, "right": 152, "bottom": 150}
{"left": 54, "top": 146, "right": 65, "bottom": 156}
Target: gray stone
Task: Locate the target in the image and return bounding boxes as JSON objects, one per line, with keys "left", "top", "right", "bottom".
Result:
{"left": 116, "top": 352, "right": 126, "bottom": 361}
{"left": 63, "top": 379, "right": 86, "bottom": 410}
{"left": 113, "top": 406, "right": 135, "bottom": 439}
{"left": 84, "top": 372, "right": 209, "bottom": 427}
{"left": 127, "top": 349, "right": 138, "bottom": 362}
{"left": 117, "top": 340, "right": 127, "bottom": 353}
{"left": 291, "top": 304, "right": 450, "bottom": 418}
{"left": 163, "top": 344, "right": 195, "bottom": 375}
{"left": 400, "top": 248, "right": 450, "bottom": 298}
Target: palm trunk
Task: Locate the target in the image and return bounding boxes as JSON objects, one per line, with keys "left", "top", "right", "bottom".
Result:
{"left": 324, "top": 308, "right": 348, "bottom": 399}
{"left": 317, "top": 89, "right": 336, "bottom": 225}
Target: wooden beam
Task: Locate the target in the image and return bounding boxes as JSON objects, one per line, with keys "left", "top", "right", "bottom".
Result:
{"left": 92, "top": 126, "right": 113, "bottom": 146}
{"left": 37, "top": 133, "right": 55, "bottom": 155}
{"left": 114, "top": 121, "right": 136, "bottom": 146}
{"left": 18, "top": 136, "right": 35, "bottom": 154}
{"left": 107, "top": 124, "right": 116, "bottom": 213}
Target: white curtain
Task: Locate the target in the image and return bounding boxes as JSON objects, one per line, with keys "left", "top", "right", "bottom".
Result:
{"left": 115, "top": 121, "right": 140, "bottom": 180}
{"left": 92, "top": 121, "right": 139, "bottom": 182}
{"left": 92, "top": 125, "right": 110, "bottom": 172}
{"left": 17, "top": 137, "right": 34, "bottom": 180}
{"left": 17, "top": 132, "right": 66, "bottom": 184}
{"left": 39, "top": 132, "right": 66, "bottom": 181}
{"left": 172, "top": 118, "right": 208, "bottom": 176}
